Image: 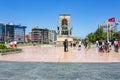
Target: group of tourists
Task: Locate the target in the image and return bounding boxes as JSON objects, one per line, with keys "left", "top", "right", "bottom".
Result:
{"left": 96, "top": 40, "right": 111, "bottom": 53}
{"left": 96, "top": 39, "right": 120, "bottom": 53}
{"left": 63, "top": 38, "right": 120, "bottom": 53}
{"left": 10, "top": 41, "right": 17, "bottom": 48}
{"left": 63, "top": 39, "right": 88, "bottom": 52}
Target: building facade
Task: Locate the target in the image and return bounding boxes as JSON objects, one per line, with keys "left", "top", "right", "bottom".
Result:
{"left": 0, "top": 23, "right": 5, "bottom": 43}
{"left": 43, "top": 28, "right": 49, "bottom": 44}
{"left": 31, "top": 26, "right": 57, "bottom": 44}
{"left": 31, "top": 26, "right": 41, "bottom": 43}
{"left": 0, "top": 23, "right": 26, "bottom": 43}
{"left": 14, "top": 25, "right": 26, "bottom": 43}
{"left": 49, "top": 30, "right": 57, "bottom": 44}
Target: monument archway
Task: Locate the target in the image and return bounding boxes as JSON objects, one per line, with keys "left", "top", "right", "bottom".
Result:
{"left": 62, "top": 19, "right": 68, "bottom": 25}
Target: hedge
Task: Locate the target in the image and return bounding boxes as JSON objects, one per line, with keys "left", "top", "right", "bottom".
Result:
{"left": 0, "top": 48, "right": 22, "bottom": 55}
{"left": 0, "top": 44, "right": 7, "bottom": 49}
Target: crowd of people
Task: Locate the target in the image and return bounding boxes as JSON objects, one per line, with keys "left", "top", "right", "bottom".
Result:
{"left": 96, "top": 39, "right": 120, "bottom": 53}
{"left": 63, "top": 39, "right": 89, "bottom": 52}
{"left": 63, "top": 39, "right": 120, "bottom": 53}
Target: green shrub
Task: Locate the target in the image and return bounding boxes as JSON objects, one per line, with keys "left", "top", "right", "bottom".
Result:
{"left": 0, "top": 44, "right": 7, "bottom": 49}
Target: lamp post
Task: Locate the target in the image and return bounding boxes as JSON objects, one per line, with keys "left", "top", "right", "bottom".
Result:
{"left": 4, "top": 24, "right": 6, "bottom": 44}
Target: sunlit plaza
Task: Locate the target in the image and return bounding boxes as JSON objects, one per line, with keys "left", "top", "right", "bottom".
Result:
{"left": 0, "top": 45, "right": 120, "bottom": 62}
{"left": 1, "top": 45, "right": 120, "bottom": 80}
{"left": 1, "top": 0, "right": 120, "bottom": 80}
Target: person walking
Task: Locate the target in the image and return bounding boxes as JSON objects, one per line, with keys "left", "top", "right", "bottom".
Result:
{"left": 63, "top": 39, "right": 68, "bottom": 52}
{"left": 98, "top": 40, "right": 103, "bottom": 52}
{"left": 96, "top": 40, "right": 99, "bottom": 47}
{"left": 114, "top": 39, "right": 119, "bottom": 52}
{"left": 78, "top": 40, "right": 82, "bottom": 50}
{"left": 84, "top": 41, "right": 88, "bottom": 48}
{"left": 104, "top": 40, "right": 109, "bottom": 53}
{"left": 108, "top": 41, "right": 112, "bottom": 50}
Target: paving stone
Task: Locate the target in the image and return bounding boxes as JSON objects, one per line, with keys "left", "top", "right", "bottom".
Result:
{"left": 0, "top": 61, "right": 120, "bottom": 80}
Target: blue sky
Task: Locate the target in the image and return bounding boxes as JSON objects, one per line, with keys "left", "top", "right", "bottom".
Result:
{"left": 0, "top": 0, "right": 120, "bottom": 38}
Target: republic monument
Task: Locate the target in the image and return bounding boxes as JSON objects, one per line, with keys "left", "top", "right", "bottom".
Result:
{"left": 56, "top": 14, "right": 73, "bottom": 45}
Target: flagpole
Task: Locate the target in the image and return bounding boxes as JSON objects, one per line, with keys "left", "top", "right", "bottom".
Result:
{"left": 107, "top": 21, "right": 109, "bottom": 41}
{"left": 108, "top": 17, "right": 115, "bottom": 40}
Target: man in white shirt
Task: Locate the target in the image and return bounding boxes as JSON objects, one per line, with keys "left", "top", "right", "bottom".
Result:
{"left": 78, "top": 40, "right": 82, "bottom": 50}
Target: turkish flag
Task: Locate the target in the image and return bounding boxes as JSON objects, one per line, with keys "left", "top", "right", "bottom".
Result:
{"left": 108, "top": 18, "right": 115, "bottom": 22}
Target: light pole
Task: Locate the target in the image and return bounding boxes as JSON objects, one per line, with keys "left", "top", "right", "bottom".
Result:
{"left": 4, "top": 24, "right": 6, "bottom": 44}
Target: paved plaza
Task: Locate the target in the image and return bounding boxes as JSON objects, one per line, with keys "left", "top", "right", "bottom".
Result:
{"left": 0, "top": 45, "right": 120, "bottom": 80}
{"left": 0, "top": 45, "right": 120, "bottom": 62}
{"left": 0, "top": 61, "right": 120, "bottom": 80}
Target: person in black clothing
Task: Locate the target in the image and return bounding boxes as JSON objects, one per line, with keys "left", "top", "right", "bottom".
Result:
{"left": 98, "top": 40, "right": 103, "bottom": 52}
{"left": 98, "top": 41, "right": 102, "bottom": 46}
{"left": 114, "top": 39, "right": 119, "bottom": 52}
{"left": 63, "top": 39, "right": 68, "bottom": 52}
{"left": 84, "top": 41, "right": 88, "bottom": 48}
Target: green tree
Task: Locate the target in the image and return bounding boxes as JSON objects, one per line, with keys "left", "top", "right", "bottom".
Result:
{"left": 87, "top": 33, "right": 95, "bottom": 42}
{"left": 94, "top": 27, "right": 104, "bottom": 40}
{"left": 85, "top": 27, "right": 107, "bottom": 42}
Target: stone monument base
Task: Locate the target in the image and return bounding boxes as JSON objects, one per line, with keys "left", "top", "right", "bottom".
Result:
{"left": 56, "top": 35, "right": 73, "bottom": 46}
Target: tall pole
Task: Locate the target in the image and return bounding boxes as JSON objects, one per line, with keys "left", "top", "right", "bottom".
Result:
{"left": 4, "top": 24, "right": 6, "bottom": 44}
{"left": 107, "top": 22, "right": 109, "bottom": 41}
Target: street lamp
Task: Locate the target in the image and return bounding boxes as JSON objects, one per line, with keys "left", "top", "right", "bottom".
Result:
{"left": 4, "top": 24, "right": 6, "bottom": 44}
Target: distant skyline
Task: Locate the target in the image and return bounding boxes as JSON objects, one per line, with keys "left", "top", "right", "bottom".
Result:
{"left": 0, "top": 0, "right": 120, "bottom": 38}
